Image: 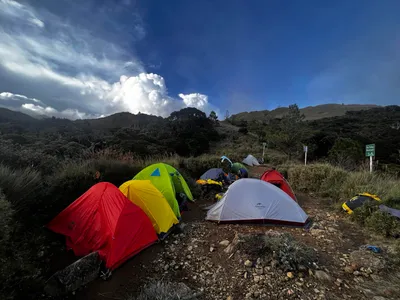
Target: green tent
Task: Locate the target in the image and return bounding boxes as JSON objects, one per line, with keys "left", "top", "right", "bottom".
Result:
{"left": 231, "top": 162, "right": 248, "bottom": 174}
{"left": 133, "top": 163, "right": 193, "bottom": 218}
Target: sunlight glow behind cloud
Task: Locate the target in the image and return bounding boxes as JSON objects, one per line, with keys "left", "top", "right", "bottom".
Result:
{"left": 0, "top": 0, "right": 218, "bottom": 120}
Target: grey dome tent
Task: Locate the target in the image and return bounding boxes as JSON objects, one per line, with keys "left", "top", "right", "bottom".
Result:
{"left": 242, "top": 154, "right": 260, "bottom": 166}
{"left": 206, "top": 179, "right": 309, "bottom": 226}
{"left": 200, "top": 168, "right": 224, "bottom": 180}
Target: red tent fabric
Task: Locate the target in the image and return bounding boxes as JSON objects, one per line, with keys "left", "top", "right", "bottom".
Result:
{"left": 260, "top": 169, "right": 297, "bottom": 201}
{"left": 47, "top": 182, "right": 157, "bottom": 270}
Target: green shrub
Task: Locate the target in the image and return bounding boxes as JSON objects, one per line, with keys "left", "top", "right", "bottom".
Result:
{"left": 182, "top": 155, "right": 220, "bottom": 178}
{"left": 339, "top": 172, "right": 400, "bottom": 201}
{"left": 287, "top": 163, "right": 348, "bottom": 199}
{"left": 236, "top": 232, "right": 318, "bottom": 271}
{"left": 0, "top": 164, "right": 43, "bottom": 218}
{"left": 365, "top": 210, "right": 400, "bottom": 237}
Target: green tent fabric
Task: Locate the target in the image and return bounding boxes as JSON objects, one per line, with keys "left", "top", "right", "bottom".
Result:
{"left": 133, "top": 163, "right": 193, "bottom": 218}
{"left": 231, "top": 162, "right": 248, "bottom": 174}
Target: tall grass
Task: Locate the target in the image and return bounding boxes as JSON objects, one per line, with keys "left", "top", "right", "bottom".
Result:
{"left": 287, "top": 163, "right": 400, "bottom": 202}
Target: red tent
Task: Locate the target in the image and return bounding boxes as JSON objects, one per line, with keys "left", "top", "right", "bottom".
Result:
{"left": 260, "top": 169, "right": 297, "bottom": 201}
{"left": 47, "top": 182, "right": 157, "bottom": 270}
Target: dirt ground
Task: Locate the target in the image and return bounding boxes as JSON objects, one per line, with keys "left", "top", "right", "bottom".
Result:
{"left": 66, "top": 166, "right": 400, "bottom": 300}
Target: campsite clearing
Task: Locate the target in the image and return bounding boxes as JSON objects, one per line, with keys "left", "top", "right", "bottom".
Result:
{"left": 69, "top": 166, "right": 400, "bottom": 300}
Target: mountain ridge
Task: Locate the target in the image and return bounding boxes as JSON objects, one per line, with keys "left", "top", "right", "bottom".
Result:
{"left": 0, "top": 103, "right": 387, "bottom": 128}
{"left": 229, "top": 103, "right": 380, "bottom": 122}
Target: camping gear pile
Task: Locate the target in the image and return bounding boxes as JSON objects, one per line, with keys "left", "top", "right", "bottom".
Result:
{"left": 47, "top": 163, "right": 193, "bottom": 273}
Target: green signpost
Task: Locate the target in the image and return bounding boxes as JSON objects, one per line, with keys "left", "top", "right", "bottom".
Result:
{"left": 365, "top": 144, "right": 375, "bottom": 157}
{"left": 365, "top": 144, "right": 375, "bottom": 173}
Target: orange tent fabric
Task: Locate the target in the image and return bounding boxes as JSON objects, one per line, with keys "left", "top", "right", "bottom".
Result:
{"left": 260, "top": 169, "right": 297, "bottom": 201}
{"left": 47, "top": 182, "right": 157, "bottom": 270}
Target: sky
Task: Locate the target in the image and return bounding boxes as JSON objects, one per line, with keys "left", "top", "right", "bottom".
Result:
{"left": 0, "top": 0, "right": 399, "bottom": 120}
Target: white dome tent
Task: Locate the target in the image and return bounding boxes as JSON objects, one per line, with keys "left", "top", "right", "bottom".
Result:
{"left": 242, "top": 154, "right": 260, "bottom": 166}
{"left": 206, "top": 179, "right": 309, "bottom": 226}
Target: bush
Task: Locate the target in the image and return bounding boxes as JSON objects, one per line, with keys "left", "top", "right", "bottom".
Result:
{"left": 339, "top": 172, "right": 400, "bottom": 201}
{"left": 238, "top": 127, "right": 248, "bottom": 134}
{"left": 133, "top": 281, "right": 198, "bottom": 300}
{"left": 236, "top": 232, "right": 318, "bottom": 271}
{"left": 365, "top": 210, "right": 400, "bottom": 237}
{"left": 287, "top": 163, "right": 348, "bottom": 199}
{"left": 350, "top": 197, "right": 400, "bottom": 237}
{"left": 285, "top": 163, "right": 400, "bottom": 203}
{"left": 0, "top": 164, "right": 43, "bottom": 220}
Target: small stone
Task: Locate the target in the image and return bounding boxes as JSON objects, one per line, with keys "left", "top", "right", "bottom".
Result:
{"left": 209, "top": 247, "right": 215, "bottom": 252}
{"left": 314, "top": 270, "right": 332, "bottom": 282}
{"left": 256, "top": 268, "right": 264, "bottom": 275}
{"left": 164, "top": 264, "right": 169, "bottom": 271}
{"left": 227, "top": 296, "right": 233, "bottom": 300}
{"left": 344, "top": 266, "right": 354, "bottom": 273}
{"left": 244, "top": 260, "right": 253, "bottom": 267}
{"left": 287, "top": 272, "right": 294, "bottom": 279}
{"left": 271, "top": 260, "right": 278, "bottom": 268}
{"left": 219, "top": 240, "right": 230, "bottom": 247}
{"left": 287, "top": 289, "right": 294, "bottom": 295}
{"left": 245, "top": 292, "right": 252, "bottom": 298}
{"left": 253, "top": 275, "right": 261, "bottom": 283}
{"left": 353, "top": 271, "right": 361, "bottom": 276}
{"left": 187, "top": 246, "right": 193, "bottom": 251}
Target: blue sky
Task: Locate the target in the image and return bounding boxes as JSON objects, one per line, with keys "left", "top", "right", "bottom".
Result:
{"left": 0, "top": 0, "right": 399, "bottom": 119}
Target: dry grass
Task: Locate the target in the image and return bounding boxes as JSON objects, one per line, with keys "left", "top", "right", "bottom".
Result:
{"left": 286, "top": 163, "right": 400, "bottom": 202}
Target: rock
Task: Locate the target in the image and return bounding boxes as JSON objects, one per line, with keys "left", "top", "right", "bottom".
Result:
{"left": 349, "top": 250, "right": 385, "bottom": 272}
{"left": 253, "top": 275, "right": 261, "bottom": 283}
{"left": 310, "top": 229, "right": 325, "bottom": 236}
{"left": 314, "top": 270, "right": 332, "bottom": 282}
{"left": 255, "top": 268, "right": 264, "bottom": 275}
{"left": 344, "top": 266, "right": 354, "bottom": 273}
{"left": 244, "top": 260, "right": 253, "bottom": 267}
{"left": 372, "top": 297, "right": 388, "bottom": 300}
{"left": 188, "top": 246, "right": 193, "bottom": 251}
{"left": 44, "top": 252, "right": 101, "bottom": 297}
{"left": 287, "top": 272, "right": 294, "bottom": 279}
{"left": 227, "top": 296, "right": 233, "bottom": 300}
{"left": 271, "top": 260, "right": 278, "bottom": 269}
{"left": 219, "top": 240, "right": 230, "bottom": 247}
{"left": 353, "top": 271, "right": 361, "bottom": 276}
{"left": 37, "top": 251, "right": 45, "bottom": 258}
{"left": 209, "top": 247, "right": 215, "bottom": 252}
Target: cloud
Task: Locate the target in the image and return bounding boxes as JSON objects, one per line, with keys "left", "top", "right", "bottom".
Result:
{"left": 0, "top": 0, "right": 218, "bottom": 119}
{"left": 0, "top": 0, "right": 45, "bottom": 28}
{"left": 21, "top": 103, "right": 98, "bottom": 120}
{"left": 0, "top": 91, "right": 42, "bottom": 103}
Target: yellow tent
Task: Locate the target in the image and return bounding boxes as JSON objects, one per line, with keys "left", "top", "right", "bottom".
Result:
{"left": 119, "top": 180, "right": 179, "bottom": 235}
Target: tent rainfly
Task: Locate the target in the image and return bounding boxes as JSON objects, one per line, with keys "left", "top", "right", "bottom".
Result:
{"left": 242, "top": 154, "right": 260, "bottom": 166}
{"left": 206, "top": 178, "right": 309, "bottom": 226}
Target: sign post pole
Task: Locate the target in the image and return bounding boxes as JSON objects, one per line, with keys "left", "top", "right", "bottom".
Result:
{"left": 370, "top": 156, "right": 373, "bottom": 173}
{"left": 303, "top": 145, "right": 308, "bottom": 166}
{"left": 262, "top": 142, "right": 267, "bottom": 163}
{"left": 365, "top": 144, "right": 375, "bottom": 173}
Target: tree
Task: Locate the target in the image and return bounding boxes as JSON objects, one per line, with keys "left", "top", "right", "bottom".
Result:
{"left": 267, "top": 104, "right": 309, "bottom": 159}
{"left": 328, "top": 138, "right": 363, "bottom": 170}
{"left": 208, "top": 111, "right": 219, "bottom": 124}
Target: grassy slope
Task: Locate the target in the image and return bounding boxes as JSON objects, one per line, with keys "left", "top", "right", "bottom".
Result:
{"left": 230, "top": 103, "right": 379, "bottom": 122}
